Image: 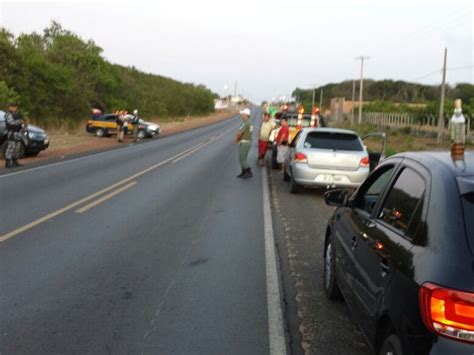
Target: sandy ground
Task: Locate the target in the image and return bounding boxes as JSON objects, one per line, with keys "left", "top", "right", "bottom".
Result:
{"left": 4, "top": 110, "right": 238, "bottom": 167}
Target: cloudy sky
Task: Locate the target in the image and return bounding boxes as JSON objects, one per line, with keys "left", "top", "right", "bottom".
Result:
{"left": 1, "top": 0, "right": 472, "bottom": 102}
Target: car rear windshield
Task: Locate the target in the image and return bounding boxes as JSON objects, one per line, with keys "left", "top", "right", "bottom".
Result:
{"left": 462, "top": 193, "right": 474, "bottom": 254}
{"left": 304, "top": 132, "right": 363, "bottom": 151}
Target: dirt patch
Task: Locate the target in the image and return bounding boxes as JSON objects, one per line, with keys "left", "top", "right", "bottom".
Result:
{"left": 2, "top": 110, "right": 238, "bottom": 167}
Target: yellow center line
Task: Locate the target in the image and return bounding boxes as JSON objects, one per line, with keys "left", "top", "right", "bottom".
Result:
{"left": 75, "top": 181, "right": 137, "bottom": 214}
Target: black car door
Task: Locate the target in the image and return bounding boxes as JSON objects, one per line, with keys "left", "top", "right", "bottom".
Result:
{"left": 351, "top": 164, "right": 427, "bottom": 338}
{"left": 333, "top": 162, "right": 398, "bottom": 306}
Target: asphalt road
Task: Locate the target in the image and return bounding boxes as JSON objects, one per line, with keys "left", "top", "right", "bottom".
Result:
{"left": 0, "top": 111, "right": 285, "bottom": 354}
{"left": 268, "top": 168, "right": 371, "bottom": 354}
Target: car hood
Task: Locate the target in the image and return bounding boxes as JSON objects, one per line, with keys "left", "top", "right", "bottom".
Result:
{"left": 27, "top": 124, "right": 47, "bottom": 134}
{"left": 143, "top": 121, "right": 160, "bottom": 128}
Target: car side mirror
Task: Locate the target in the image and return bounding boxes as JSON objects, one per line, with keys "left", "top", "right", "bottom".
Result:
{"left": 324, "top": 189, "right": 349, "bottom": 207}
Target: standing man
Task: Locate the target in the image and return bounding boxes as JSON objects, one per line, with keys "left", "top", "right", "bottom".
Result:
{"left": 116, "top": 112, "right": 125, "bottom": 143}
{"left": 4, "top": 103, "right": 24, "bottom": 168}
{"left": 235, "top": 108, "right": 253, "bottom": 179}
{"left": 132, "top": 109, "right": 140, "bottom": 142}
{"left": 275, "top": 117, "right": 290, "bottom": 173}
{"left": 257, "top": 112, "right": 273, "bottom": 166}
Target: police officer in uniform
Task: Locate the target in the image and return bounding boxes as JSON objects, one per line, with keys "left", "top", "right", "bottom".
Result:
{"left": 235, "top": 108, "right": 253, "bottom": 179}
{"left": 4, "top": 103, "right": 24, "bottom": 168}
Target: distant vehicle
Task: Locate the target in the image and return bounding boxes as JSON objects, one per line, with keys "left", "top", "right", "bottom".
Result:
{"left": 0, "top": 110, "right": 50, "bottom": 159}
{"left": 282, "top": 112, "right": 326, "bottom": 144}
{"left": 283, "top": 128, "right": 386, "bottom": 193}
{"left": 85, "top": 113, "right": 161, "bottom": 139}
{"left": 323, "top": 151, "right": 474, "bottom": 355}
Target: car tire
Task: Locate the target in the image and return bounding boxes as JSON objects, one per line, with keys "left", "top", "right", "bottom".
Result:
{"left": 95, "top": 128, "right": 106, "bottom": 137}
{"left": 137, "top": 130, "right": 146, "bottom": 139}
{"left": 1, "top": 140, "right": 7, "bottom": 159}
{"left": 283, "top": 167, "right": 291, "bottom": 182}
{"left": 289, "top": 173, "right": 301, "bottom": 194}
{"left": 379, "top": 333, "right": 403, "bottom": 355}
{"left": 323, "top": 236, "right": 342, "bottom": 300}
{"left": 28, "top": 150, "right": 40, "bottom": 157}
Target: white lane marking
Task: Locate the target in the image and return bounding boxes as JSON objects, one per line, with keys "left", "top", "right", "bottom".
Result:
{"left": 75, "top": 181, "right": 137, "bottom": 213}
{"left": 262, "top": 167, "right": 288, "bottom": 355}
{"left": 171, "top": 142, "right": 206, "bottom": 163}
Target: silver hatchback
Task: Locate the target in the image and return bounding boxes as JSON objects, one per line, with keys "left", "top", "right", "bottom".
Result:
{"left": 283, "top": 128, "right": 386, "bottom": 193}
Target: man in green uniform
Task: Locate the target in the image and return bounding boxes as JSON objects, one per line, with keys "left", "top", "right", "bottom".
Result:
{"left": 235, "top": 108, "right": 253, "bottom": 179}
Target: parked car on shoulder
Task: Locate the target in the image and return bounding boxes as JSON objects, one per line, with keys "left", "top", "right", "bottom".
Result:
{"left": 323, "top": 151, "right": 474, "bottom": 355}
{"left": 85, "top": 113, "right": 160, "bottom": 139}
{"left": 0, "top": 110, "right": 50, "bottom": 159}
{"left": 283, "top": 127, "right": 386, "bottom": 193}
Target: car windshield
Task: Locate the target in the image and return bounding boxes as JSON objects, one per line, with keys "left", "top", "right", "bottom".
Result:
{"left": 304, "top": 132, "right": 363, "bottom": 151}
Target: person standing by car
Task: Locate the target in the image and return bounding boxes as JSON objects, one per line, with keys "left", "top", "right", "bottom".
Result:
{"left": 235, "top": 108, "right": 253, "bottom": 179}
{"left": 116, "top": 112, "right": 125, "bottom": 143}
{"left": 275, "top": 117, "right": 289, "bottom": 173}
{"left": 4, "top": 103, "right": 24, "bottom": 168}
{"left": 132, "top": 109, "right": 140, "bottom": 142}
{"left": 257, "top": 112, "right": 273, "bottom": 166}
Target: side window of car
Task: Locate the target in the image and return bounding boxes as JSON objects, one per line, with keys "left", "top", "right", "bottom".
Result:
{"left": 377, "top": 168, "right": 425, "bottom": 236}
{"left": 354, "top": 165, "right": 395, "bottom": 214}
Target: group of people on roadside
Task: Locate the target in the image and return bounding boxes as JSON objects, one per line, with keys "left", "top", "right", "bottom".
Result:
{"left": 235, "top": 108, "right": 289, "bottom": 179}
{"left": 115, "top": 110, "right": 140, "bottom": 143}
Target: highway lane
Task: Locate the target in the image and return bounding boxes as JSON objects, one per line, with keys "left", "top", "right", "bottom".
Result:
{"left": 0, "top": 111, "right": 285, "bottom": 354}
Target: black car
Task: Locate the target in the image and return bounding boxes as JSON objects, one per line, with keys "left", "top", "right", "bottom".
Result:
{"left": 323, "top": 151, "right": 474, "bottom": 354}
{"left": 0, "top": 110, "right": 50, "bottom": 158}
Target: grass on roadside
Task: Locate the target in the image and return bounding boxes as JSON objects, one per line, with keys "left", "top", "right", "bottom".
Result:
{"left": 333, "top": 122, "right": 473, "bottom": 156}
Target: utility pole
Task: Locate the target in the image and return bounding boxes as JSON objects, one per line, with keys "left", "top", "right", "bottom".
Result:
{"left": 312, "top": 85, "right": 316, "bottom": 108}
{"left": 319, "top": 89, "right": 323, "bottom": 110}
{"left": 356, "top": 56, "right": 369, "bottom": 124}
{"left": 437, "top": 48, "right": 448, "bottom": 143}
{"left": 234, "top": 80, "right": 237, "bottom": 98}
{"left": 351, "top": 79, "right": 356, "bottom": 126}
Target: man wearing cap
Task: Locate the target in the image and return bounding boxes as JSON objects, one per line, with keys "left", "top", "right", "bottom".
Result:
{"left": 4, "top": 103, "right": 24, "bottom": 168}
{"left": 235, "top": 108, "right": 253, "bottom": 179}
{"left": 132, "top": 109, "right": 140, "bottom": 142}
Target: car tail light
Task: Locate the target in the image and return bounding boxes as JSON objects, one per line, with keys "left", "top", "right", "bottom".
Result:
{"left": 419, "top": 282, "right": 474, "bottom": 343}
{"left": 360, "top": 156, "right": 370, "bottom": 167}
{"left": 295, "top": 152, "right": 308, "bottom": 163}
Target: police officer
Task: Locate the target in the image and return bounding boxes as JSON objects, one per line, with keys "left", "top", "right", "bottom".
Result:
{"left": 132, "top": 109, "right": 140, "bottom": 142}
{"left": 235, "top": 108, "right": 253, "bottom": 179}
{"left": 4, "top": 103, "right": 24, "bottom": 168}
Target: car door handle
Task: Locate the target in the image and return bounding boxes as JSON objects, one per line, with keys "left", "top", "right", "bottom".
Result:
{"left": 365, "top": 220, "right": 376, "bottom": 228}
{"left": 380, "top": 260, "right": 390, "bottom": 275}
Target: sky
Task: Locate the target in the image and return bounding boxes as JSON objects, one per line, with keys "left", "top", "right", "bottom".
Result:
{"left": 1, "top": 0, "right": 473, "bottom": 102}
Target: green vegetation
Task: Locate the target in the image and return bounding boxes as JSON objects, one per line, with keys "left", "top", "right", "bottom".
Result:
{"left": 0, "top": 22, "right": 216, "bottom": 128}
{"left": 293, "top": 80, "right": 474, "bottom": 120}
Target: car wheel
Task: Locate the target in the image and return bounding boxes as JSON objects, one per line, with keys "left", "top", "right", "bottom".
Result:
{"left": 379, "top": 333, "right": 403, "bottom": 355}
{"left": 283, "top": 166, "right": 291, "bottom": 182}
{"left": 137, "top": 130, "right": 146, "bottom": 139}
{"left": 1, "top": 140, "right": 7, "bottom": 159}
{"left": 95, "top": 128, "right": 105, "bottom": 137}
{"left": 323, "top": 236, "right": 342, "bottom": 300}
{"left": 289, "top": 173, "right": 300, "bottom": 194}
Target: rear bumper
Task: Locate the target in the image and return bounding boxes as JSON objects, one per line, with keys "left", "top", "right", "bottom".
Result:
{"left": 291, "top": 163, "right": 369, "bottom": 188}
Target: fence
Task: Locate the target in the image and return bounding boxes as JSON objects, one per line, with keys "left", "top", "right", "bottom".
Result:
{"left": 359, "top": 111, "right": 472, "bottom": 140}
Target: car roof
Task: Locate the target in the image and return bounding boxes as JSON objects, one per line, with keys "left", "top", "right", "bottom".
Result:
{"left": 300, "top": 127, "right": 359, "bottom": 136}
{"left": 393, "top": 151, "right": 474, "bottom": 178}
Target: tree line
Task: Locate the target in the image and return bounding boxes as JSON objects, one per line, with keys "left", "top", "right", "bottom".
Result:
{"left": 293, "top": 80, "right": 474, "bottom": 119}
{"left": 0, "top": 22, "right": 217, "bottom": 128}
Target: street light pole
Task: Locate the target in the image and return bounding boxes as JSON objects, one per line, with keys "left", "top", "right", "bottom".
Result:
{"left": 312, "top": 85, "right": 316, "bottom": 108}
{"left": 356, "top": 56, "right": 369, "bottom": 124}
{"left": 319, "top": 89, "right": 323, "bottom": 111}
{"left": 351, "top": 79, "right": 356, "bottom": 126}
